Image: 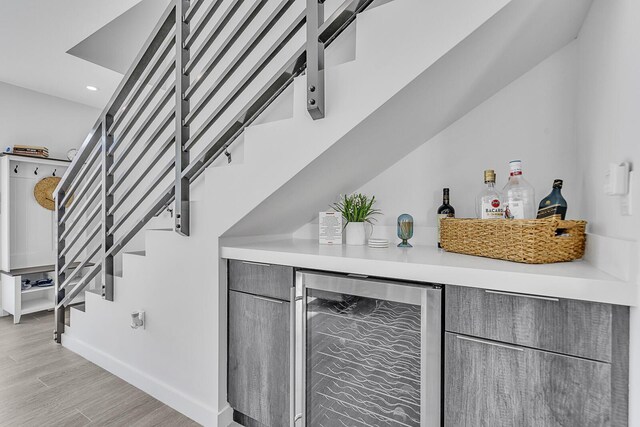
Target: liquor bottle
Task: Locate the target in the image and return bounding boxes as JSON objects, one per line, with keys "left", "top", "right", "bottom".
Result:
{"left": 476, "top": 170, "right": 504, "bottom": 219}
{"left": 537, "top": 179, "right": 567, "bottom": 220}
{"left": 437, "top": 188, "right": 455, "bottom": 248}
{"left": 503, "top": 160, "right": 536, "bottom": 219}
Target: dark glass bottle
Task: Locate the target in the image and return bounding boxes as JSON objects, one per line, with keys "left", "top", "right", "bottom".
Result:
{"left": 537, "top": 179, "right": 568, "bottom": 220}
{"left": 437, "top": 188, "right": 455, "bottom": 248}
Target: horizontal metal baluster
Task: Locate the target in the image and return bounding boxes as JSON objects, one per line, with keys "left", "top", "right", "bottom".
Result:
{"left": 184, "top": 0, "right": 204, "bottom": 23}
{"left": 186, "top": 0, "right": 293, "bottom": 100}
{"left": 109, "top": 164, "right": 175, "bottom": 235}
{"left": 109, "top": 159, "right": 175, "bottom": 216}
{"left": 109, "top": 85, "right": 175, "bottom": 157}
{"left": 57, "top": 262, "right": 102, "bottom": 309}
{"left": 318, "top": 0, "right": 373, "bottom": 45}
{"left": 185, "top": 0, "right": 239, "bottom": 51}
{"left": 185, "top": 0, "right": 265, "bottom": 76}
{"left": 182, "top": 0, "right": 377, "bottom": 182}
{"left": 105, "top": 3, "right": 177, "bottom": 119}
{"left": 185, "top": 12, "right": 305, "bottom": 148}
{"left": 62, "top": 165, "right": 101, "bottom": 215}
{"left": 112, "top": 61, "right": 176, "bottom": 143}
{"left": 110, "top": 32, "right": 177, "bottom": 134}
{"left": 59, "top": 204, "right": 101, "bottom": 258}
{"left": 183, "top": 0, "right": 224, "bottom": 49}
{"left": 109, "top": 135, "right": 175, "bottom": 196}
{"left": 62, "top": 143, "right": 101, "bottom": 205}
{"left": 183, "top": 45, "right": 306, "bottom": 182}
{"left": 59, "top": 203, "right": 101, "bottom": 242}
{"left": 186, "top": 7, "right": 302, "bottom": 126}
{"left": 60, "top": 181, "right": 101, "bottom": 225}
{"left": 57, "top": 124, "right": 102, "bottom": 194}
{"left": 60, "top": 223, "right": 102, "bottom": 272}
{"left": 109, "top": 108, "right": 176, "bottom": 176}
{"left": 106, "top": 183, "right": 175, "bottom": 259}
{"left": 60, "top": 246, "right": 101, "bottom": 291}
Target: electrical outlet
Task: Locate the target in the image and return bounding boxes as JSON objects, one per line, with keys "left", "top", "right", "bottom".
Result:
{"left": 131, "top": 311, "right": 145, "bottom": 329}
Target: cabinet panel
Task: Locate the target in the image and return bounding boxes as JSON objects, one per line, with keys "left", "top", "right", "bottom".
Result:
{"left": 527, "top": 350, "right": 611, "bottom": 426}
{"left": 445, "top": 285, "right": 611, "bottom": 361}
{"left": 444, "top": 333, "right": 527, "bottom": 427}
{"left": 228, "top": 259, "right": 293, "bottom": 301}
{"left": 228, "top": 290, "right": 290, "bottom": 427}
{"left": 445, "top": 333, "right": 612, "bottom": 427}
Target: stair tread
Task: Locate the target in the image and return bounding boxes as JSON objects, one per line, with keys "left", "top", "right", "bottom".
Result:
{"left": 70, "top": 303, "right": 86, "bottom": 312}
{"left": 125, "top": 250, "right": 146, "bottom": 257}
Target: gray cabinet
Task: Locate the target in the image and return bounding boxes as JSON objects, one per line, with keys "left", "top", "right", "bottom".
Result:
{"left": 227, "top": 260, "right": 293, "bottom": 427}
{"left": 228, "top": 259, "right": 293, "bottom": 301}
{"left": 444, "top": 333, "right": 611, "bottom": 427}
{"left": 445, "top": 285, "right": 611, "bottom": 361}
{"left": 444, "top": 286, "right": 629, "bottom": 427}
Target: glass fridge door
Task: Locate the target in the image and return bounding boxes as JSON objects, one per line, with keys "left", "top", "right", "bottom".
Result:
{"left": 305, "top": 289, "right": 422, "bottom": 427}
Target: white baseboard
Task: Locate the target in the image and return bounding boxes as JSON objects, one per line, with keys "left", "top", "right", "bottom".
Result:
{"left": 217, "top": 404, "right": 234, "bottom": 427}
{"left": 62, "top": 333, "right": 218, "bottom": 426}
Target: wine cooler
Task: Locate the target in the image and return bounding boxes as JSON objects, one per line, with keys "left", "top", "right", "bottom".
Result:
{"left": 292, "top": 271, "right": 442, "bottom": 427}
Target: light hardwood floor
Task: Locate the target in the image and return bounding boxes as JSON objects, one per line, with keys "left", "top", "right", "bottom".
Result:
{"left": 0, "top": 310, "right": 201, "bottom": 426}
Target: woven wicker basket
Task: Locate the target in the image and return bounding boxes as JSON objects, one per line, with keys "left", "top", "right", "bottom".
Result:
{"left": 440, "top": 218, "right": 587, "bottom": 264}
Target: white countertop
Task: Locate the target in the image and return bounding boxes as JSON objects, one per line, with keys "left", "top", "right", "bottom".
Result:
{"left": 221, "top": 238, "right": 637, "bottom": 306}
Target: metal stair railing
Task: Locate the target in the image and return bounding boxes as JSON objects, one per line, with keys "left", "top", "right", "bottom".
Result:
{"left": 54, "top": 0, "right": 376, "bottom": 342}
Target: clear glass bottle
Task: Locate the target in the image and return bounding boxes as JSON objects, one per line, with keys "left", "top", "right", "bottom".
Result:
{"left": 503, "top": 160, "right": 536, "bottom": 219}
{"left": 537, "top": 179, "right": 567, "bottom": 219}
{"left": 476, "top": 170, "right": 504, "bottom": 219}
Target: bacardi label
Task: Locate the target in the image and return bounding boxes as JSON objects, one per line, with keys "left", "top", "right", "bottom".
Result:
{"left": 481, "top": 199, "right": 504, "bottom": 219}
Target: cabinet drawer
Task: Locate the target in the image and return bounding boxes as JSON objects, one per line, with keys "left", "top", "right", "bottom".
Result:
{"left": 445, "top": 285, "right": 612, "bottom": 362}
{"left": 444, "top": 333, "right": 611, "bottom": 427}
{"left": 228, "top": 259, "right": 293, "bottom": 301}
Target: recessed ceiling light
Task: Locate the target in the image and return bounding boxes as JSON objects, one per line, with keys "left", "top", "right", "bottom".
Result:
{"left": 86, "top": 85, "right": 99, "bottom": 91}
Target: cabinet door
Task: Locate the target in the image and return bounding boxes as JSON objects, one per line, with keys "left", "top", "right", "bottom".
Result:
{"left": 527, "top": 350, "right": 611, "bottom": 426}
{"left": 228, "top": 290, "right": 290, "bottom": 427}
{"left": 445, "top": 333, "right": 612, "bottom": 427}
{"left": 444, "top": 333, "right": 527, "bottom": 427}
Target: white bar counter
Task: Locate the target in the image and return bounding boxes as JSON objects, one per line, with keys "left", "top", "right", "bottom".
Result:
{"left": 221, "top": 238, "right": 637, "bottom": 306}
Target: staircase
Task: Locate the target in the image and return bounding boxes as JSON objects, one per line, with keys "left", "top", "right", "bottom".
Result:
{"left": 54, "top": 0, "right": 593, "bottom": 424}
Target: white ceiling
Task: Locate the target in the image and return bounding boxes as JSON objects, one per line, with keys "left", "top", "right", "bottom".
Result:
{"left": 0, "top": 0, "right": 169, "bottom": 109}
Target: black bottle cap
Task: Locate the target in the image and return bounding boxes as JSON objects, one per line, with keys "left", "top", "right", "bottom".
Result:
{"left": 443, "top": 188, "right": 450, "bottom": 194}
{"left": 553, "top": 179, "right": 563, "bottom": 189}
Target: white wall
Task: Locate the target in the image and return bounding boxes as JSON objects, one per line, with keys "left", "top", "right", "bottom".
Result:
{"left": 295, "top": 41, "right": 580, "bottom": 245}
{"left": 0, "top": 82, "right": 100, "bottom": 159}
{"left": 576, "top": 0, "right": 640, "bottom": 424}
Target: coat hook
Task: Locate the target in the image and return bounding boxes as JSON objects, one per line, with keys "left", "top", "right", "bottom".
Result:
{"left": 14, "top": 164, "right": 18, "bottom": 173}
{"left": 34, "top": 167, "right": 38, "bottom": 175}
{"left": 224, "top": 148, "right": 232, "bottom": 164}
{"left": 52, "top": 169, "right": 57, "bottom": 177}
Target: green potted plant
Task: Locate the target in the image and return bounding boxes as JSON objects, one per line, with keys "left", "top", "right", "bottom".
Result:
{"left": 331, "top": 193, "right": 381, "bottom": 245}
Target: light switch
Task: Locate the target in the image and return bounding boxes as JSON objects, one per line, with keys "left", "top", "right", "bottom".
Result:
{"left": 605, "top": 162, "right": 630, "bottom": 196}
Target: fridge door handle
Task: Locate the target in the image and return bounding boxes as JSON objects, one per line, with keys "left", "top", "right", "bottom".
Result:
{"left": 290, "top": 286, "right": 296, "bottom": 427}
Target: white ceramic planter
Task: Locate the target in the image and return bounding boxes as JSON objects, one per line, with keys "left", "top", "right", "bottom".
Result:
{"left": 345, "top": 222, "right": 366, "bottom": 246}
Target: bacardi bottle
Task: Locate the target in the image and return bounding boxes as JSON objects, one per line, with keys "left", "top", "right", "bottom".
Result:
{"left": 476, "top": 170, "right": 504, "bottom": 219}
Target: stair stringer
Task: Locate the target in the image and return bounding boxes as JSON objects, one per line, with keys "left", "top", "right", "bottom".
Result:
{"left": 59, "top": 0, "right": 596, "bottom": 425}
